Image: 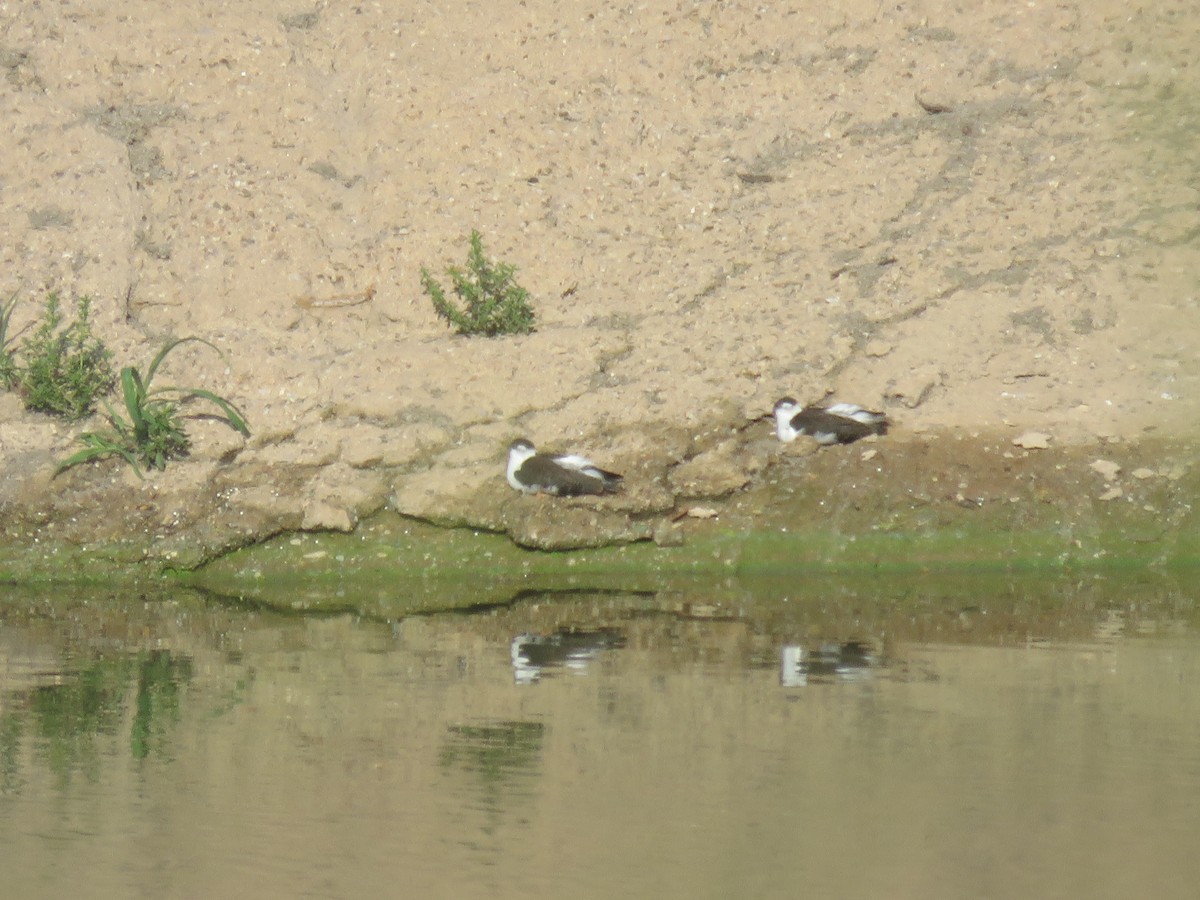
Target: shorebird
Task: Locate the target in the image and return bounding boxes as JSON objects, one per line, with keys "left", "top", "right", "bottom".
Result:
{"left": 772, "top": 398, "right": 890, "bottom": 445}
{"left": 506, "top": 439, "right": 623, "bottom": 496}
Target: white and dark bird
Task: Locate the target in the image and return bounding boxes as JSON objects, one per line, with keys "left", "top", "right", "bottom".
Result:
{"left": 772, "top": 398, "right": 890, "bottom": 445}
{"left": 506, "top": 439, "right": 623, "bottom": 496}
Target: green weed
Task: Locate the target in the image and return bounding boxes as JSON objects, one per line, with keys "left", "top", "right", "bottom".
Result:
{"left": 421, "top": 230, "right": 535, "bottom": 336}
{"left": 16, "top": 293, "right": 114, "bottom": 419}
{"left": 58, "top": 337, "right": 250, "bottom": 476}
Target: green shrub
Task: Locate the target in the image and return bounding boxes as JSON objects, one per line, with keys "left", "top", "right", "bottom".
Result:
{"left": 421, "top": 230, "right": 535, "bottom": 336}
{"left": 58, "top": 337, "right": 250, "bottom": 476}
{"left": 17, "top": 293, "right": 114, "bottom": 419}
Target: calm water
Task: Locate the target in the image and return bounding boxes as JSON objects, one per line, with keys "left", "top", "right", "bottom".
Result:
{"left": 2, "top": 574, "right": 1199, "bottom": 899}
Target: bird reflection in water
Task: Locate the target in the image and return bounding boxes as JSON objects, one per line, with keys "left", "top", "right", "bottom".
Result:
{"left": 510, "top": 628, "right": 627, "bottom": 684}
{"left": 780, "top": 641, "right": 878, "bottom": 687}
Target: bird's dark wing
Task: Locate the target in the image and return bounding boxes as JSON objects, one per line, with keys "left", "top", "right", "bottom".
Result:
{"left": 792, "top": 408, "right": 875, "bottom": 443}
{"left": 520, "top": 456, "right": 618, "bottom": 495}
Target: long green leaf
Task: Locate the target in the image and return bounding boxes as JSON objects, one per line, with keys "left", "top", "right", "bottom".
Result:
{"left": 144, "top": 336, "right": 227, "bottom": 388}
{"left": 55, "top": 435, "right": 144, "bottom": 478}
{"left": 152, "top": 385, "right": 250, "bottom": 436}
{"left": 121, "top": 367, "right": 145, "bottom": 409}
{"left": 121, "top": 367, "right": 150, "bottom": 443}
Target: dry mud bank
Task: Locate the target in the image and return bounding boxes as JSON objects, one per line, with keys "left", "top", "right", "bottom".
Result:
{"left": 4, "top": 432, "right": 1197, "bottom": 594}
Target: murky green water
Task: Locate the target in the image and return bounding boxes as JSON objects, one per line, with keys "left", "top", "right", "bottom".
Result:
{"left": 2, "top": 573, "right": 1199, "bottom": 899}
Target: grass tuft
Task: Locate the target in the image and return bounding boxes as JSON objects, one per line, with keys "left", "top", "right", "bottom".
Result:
{"left": 0, "top": 290, "right": 20, "bottom": 390}
{"left": 58, "top": 337, "right": 250, "bottom": 477}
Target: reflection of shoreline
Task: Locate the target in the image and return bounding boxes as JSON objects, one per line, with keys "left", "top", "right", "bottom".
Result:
{"left": 780, "top": 641, "right": 878, "bottom": 688}
{"left": 0, "top": 643, "right": 68, "bottom": 698}
{"left": 510, "top": 628, "right": 627, "bottom": 684}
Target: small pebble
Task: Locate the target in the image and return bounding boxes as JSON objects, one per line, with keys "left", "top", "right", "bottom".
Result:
{"left": 1012, "top": 431, "right": 1050, "bottom": 449}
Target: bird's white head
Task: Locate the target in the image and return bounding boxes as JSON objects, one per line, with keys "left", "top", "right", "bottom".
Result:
{"left": 772, "top": 397, "right": 802, "bottom": 441}
{"left": 506, "top": 439, "right": 538, "bottom": 489}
